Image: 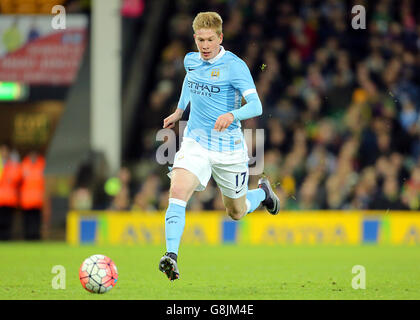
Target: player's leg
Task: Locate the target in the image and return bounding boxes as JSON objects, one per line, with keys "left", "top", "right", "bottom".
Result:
{"left": 221, "top": 180, "right": 281, "bottom": 219}
{"left": 212, "top": 162, "right": 280, "bottom": 219}
{"left": 212, "top": 162, "right": 264, "bottom": 219}
{"left": 221, "top": 187, "right": 271, "bottom": 220}
{"left": 160, "top": 138, "right": 212, "bottom": 281}
{"left": 160, "top": 168, "right": 199, "bottom": 281}
{"left": 221, "top": 193, "right": 247, "bottom": 220}
{"left": 257, "top": 177, "right": 281, "bottom": 215}
{"left": 166, "top": 168, "right": 199, "bottom": 254}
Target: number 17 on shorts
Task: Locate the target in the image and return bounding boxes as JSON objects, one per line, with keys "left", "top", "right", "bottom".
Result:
{"left": 232, "top": 170, "right": 248, "bottom": 198}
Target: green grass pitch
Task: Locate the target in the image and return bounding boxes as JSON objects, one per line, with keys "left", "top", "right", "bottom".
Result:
{"left": 1, "top": 242, "right": 419, "bottom": 300}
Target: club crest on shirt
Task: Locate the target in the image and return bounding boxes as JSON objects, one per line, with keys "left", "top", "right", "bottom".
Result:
{"left": 210, "top": 68, "right": 220, "bottom": 79}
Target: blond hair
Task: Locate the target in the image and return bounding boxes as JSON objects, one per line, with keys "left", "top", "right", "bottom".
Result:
{"left": 192, "top": 12, "right": 223, "bottom": 36}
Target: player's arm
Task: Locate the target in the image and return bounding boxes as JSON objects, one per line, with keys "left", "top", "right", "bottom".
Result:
{"left": 214, "top": 60, "right": 262, "bottom": 132}
{"left": 230, "top": 92, "right": 262, "bottom": 121}
{"left": 163, "top": 74, "right": 189, "bottom": 129}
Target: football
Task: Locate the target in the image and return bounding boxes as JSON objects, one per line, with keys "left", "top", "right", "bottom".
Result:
{"left": 79, "top": 254, "right": 118, "bottom": 294}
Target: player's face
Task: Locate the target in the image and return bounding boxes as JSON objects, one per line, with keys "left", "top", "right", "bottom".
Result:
{"left": 194, "top": 28, "right": 223, "bottom": 60}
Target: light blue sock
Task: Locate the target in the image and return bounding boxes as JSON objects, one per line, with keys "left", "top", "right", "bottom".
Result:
{"left": 246, "top": 188, "right": 266, "bottom": 214}
{"left": 165, "top": 198, "right": 187, "bottom": 255}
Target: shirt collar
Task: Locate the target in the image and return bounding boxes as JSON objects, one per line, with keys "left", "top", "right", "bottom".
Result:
{"left": 200, "top": 46, "right": 226, "bottom": 64}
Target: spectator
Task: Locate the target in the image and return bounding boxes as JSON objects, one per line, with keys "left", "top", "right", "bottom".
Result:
{"left": 370, "top": 177, "right": 409, "bottom": 210}
{"left": 69, "top": 187, "right": 92, "bottom": 211}
{"left": 401, "top": 166, "right": 420, "bottom": 210}
{"left": 19, "top": 151, "right": 50, "bottom": 240}
{"left": 106, "top": 167, "right": 137, "bottom": 211}
{"left": 131, "top": 173, "right": 161, "bottom": 211}
{"left": 0, "top": 144, "right": 21, "bottom": 240}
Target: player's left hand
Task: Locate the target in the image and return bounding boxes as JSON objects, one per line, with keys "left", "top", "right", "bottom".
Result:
{"left": 214, "top": 113, "right": 234, "bottom": 132}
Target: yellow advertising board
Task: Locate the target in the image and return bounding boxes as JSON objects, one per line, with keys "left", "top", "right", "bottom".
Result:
{"left": 388, "top": 213, "right": 420, "bottom": 245}
{"left": 66, "top": 210, "right": 420, "bottom": 246}
{"left": 244, "top": 212, "right": 361, "bottom": 245}
{"left": 105, "top": 212, "right": 221, "bottom": 245}
{"left": 67, "top": 211, "right": 222, "bottom": 246}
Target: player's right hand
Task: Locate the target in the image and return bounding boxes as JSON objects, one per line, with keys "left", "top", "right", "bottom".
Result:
{"left": 163, "top": 109, "right": 183, "bottom": 129}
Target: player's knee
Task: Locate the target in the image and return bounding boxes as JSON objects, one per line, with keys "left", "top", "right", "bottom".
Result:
{"left": 226, "top": 206, "right": 245, "bottom": 221}
{"left": 169, "top": 185, "right": 189, "bottom": 202}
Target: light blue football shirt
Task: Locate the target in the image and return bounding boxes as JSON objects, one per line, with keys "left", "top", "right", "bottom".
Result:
{"left": 177, "top": 46, "right": 260, "bottom": 152}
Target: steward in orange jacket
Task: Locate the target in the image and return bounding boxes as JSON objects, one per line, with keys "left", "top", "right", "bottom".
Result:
{"left": 19, "top": 152, "right": 47, "bottom": 240}
{"left": 20, "top": 155, "right": 45, "bottom": 210}
{"left": 0, "top": 145, "right": 21, "bottom": 240}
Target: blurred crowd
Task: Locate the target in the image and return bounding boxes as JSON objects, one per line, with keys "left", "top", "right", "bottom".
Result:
{"left": 72, "top": 0, "right": 420, "bottom": 212}
{"left": 0, "top": 0, "right": 144, "bottom": 15}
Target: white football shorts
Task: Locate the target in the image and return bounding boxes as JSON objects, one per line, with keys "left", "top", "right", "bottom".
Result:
{"left": 168, "top": 137, "right": 250, "bottom": 199}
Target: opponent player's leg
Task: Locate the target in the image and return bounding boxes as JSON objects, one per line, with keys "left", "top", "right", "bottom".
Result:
{"left": 160, "top": 168, "right": 199, "bottom": 281}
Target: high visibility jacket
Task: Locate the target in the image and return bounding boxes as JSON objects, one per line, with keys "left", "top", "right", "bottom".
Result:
{"left": 20, "top": 156, "right": 45, "bottom": 210}
{"left": 0, "top": 159, "right": 21, "bottom": 207}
